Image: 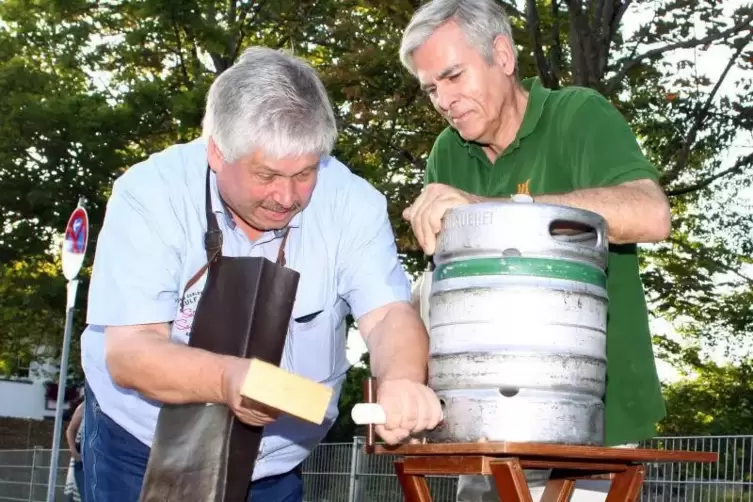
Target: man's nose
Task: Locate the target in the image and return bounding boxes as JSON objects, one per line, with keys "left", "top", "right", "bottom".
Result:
{"left": 436, "top": 85, "right": 456, "bottom": 112}
{"left": 273, "top": 177, "right": 296, "bottom": 208}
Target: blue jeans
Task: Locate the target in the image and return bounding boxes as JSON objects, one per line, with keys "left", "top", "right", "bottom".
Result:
{"left": 81, "top": 383, "right": 303, "bottom": 502}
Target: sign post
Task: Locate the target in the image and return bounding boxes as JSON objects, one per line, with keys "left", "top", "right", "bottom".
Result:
{"left": 46, "top": 197, "right": 89, "bottom": 502}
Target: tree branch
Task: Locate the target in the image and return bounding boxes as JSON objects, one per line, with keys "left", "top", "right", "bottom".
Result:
{"left": 526, "top": 0, "right": 555, "bottom": 87}
{"left": 610, "top": 0, "right": 632, "bottom": 33}
{"left": 602, "top": 9, "right": 657, "bottom": 95}
{"left": 662, "top": 33, "right": 753, "bottom": 186}
{"left": 594, "top": 0, "right": 606, "bottom": 44}
{"left": 564, "top": 0, "right": 601, "bottom": 86}
{"left": 229, "top": 0, "right": 265, "bottom": 63}
{"left": 228, "top": 0, "right": 237, "bottom": 25}
{"left": 206, "top": 0, "right": 267, "bottom": 74}
{"left": 666, "top": 152, "right": 752, "bottom": 196}
{"left": 169, "top": 13, "right": 191, "bottom": 88}
{"left": 594, "top": 0, "right": 608, "bottom": 74}
{"left": 548, "top": 0, "right": 563, "bottom": 88}
{"left": 606, "top": 14, "right": 753, "bottom": 91}
{"left": 189, "top": 31, "right": 201, "bottom": 81}
{"left": 598, "top": 0, "right": 632, "bottom": 77}
{"left": 668, "top": 236, "right": 753, "bottom": 286}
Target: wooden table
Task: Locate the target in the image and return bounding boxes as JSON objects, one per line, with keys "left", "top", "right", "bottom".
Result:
{"left": 369, "top": 441, "right": 718, "bottom": 502}
{"left": 360, "top": 380, "right": 718, "bottom": 502}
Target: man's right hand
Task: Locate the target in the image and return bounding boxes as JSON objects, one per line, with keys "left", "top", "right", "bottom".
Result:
{"left": 221, "top": 357, "right": 279, "bottom": 427}
{"left": 402, "top": 183, "right": 483, "bottom": 255}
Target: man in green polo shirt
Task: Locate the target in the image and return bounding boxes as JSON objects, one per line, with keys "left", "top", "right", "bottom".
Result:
{"left": 398, "top": 0, "right": 672, "bottom": 500}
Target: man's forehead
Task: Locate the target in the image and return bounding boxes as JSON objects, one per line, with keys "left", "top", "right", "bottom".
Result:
{"left": 249, "top": 150, "right": 321, "bottom": 174}
{"left": 419, "top": 63, "right": 464, "bottom": 88}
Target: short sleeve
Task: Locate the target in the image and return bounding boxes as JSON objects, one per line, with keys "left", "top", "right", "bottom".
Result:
{"left": 86, "top": 175, "right": 183, "bottom": 326}
{"left": 569, "top": 93, "right": 661, "bottom": 189}
{"left": 424, "top": 148, "right": 438, "bottom": 187}
{"left": 336, "top": 178, "right": 412, "bottom": 320}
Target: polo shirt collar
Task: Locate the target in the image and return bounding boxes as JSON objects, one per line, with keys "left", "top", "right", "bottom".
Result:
{"left": 452, "top": 76, "right": 551, "bottom": 156}
{"left": 208, "top": 169, "right": 302, "bottom": 236}
{"left": 516, "top": 77, "right": 551, "bottom": 140}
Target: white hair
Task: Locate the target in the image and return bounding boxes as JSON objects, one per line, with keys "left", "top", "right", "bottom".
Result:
{"left": 399, "top": 0, "right": 518, "bottom": 77}
{"left": 202, "top": 46, "right": 338, "bottom": 163}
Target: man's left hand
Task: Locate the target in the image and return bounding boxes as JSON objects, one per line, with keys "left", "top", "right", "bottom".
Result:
{"left": 402, "top": 183, "right": 482, "bottom": 255}
{"left": 375, "top": 378, "right": 443, "bottom": 444}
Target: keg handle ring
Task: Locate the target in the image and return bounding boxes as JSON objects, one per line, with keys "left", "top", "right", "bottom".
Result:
{"left": 510, "top": 192, "right": 607, "bottom": 249}
{"left": 362, "top": 377, "right": 377, "bottom": 452}
{"left": 356, "top": 377, "right": 445, "bottom": 450}
{"left": 545, "top": 214, "right": 608, "bottom": 253}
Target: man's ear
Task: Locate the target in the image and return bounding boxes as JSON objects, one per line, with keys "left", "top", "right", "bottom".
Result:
{"left": 491, "top": 34, "right": 516, "bottom": 76}
{"left": 207, "top": 136, "right": 224, "bottom": 173}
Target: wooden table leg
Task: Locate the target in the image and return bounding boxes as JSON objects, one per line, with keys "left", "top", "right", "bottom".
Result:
{"left": 605, "top": 465, "right": 645, "bottom": 502}
{"left": 395, "top": 459, "right": 432, "bottom": 502}
{"left": 540, "top": 479, "right": 575, "bottom": 502}
{"left": 489, "top": 459, "right": 534, "bottom": 502}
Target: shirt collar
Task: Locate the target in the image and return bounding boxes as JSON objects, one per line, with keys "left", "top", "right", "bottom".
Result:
{"left": 516, "top": 77, "right": 551, "bottom": 139}
{"left": 208, "top": 168, "right": 302, "bottom": 235}
{"left": 451, "top": 76, "right": 551, "bottom": 156}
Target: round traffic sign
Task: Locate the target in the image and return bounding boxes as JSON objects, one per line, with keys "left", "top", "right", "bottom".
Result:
{"left": 62, "top": 206, "right": 89, "bottom": 280}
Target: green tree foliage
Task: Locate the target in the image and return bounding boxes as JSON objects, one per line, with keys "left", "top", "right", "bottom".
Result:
{"left": 656, "top": 359, "right": 753, "bottom": 486}
{"left": 659, "top": 357, "right": 753, "bottom": 436}
{"left": 0, "top": 255, "right": 87, "bottom": 382}
{"left": 0, "top": 258, "right": 63, "bottom": 378}
{"left": 1, "top": 0, "right": 752, "bottom": 437}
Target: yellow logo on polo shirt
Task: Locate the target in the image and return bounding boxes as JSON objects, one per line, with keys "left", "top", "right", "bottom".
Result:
{"left": 516, "top": 179, "right": 531, "bottom": 196}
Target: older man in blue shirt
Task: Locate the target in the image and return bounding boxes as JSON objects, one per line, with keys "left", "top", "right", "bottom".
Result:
{"left": 79, "top": 46, "right": 442, "bottom": 502}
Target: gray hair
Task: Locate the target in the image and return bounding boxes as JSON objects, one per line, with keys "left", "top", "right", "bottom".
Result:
{"left": 202, "top": 46, "right": 338, "bottom": 163}
{"left": 399, "top": 0, "right": 518, "bottom": 77}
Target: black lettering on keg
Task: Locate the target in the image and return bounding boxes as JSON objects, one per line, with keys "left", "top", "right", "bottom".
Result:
{"left": 444, "top": 210, "right": 495, "bottom": 230}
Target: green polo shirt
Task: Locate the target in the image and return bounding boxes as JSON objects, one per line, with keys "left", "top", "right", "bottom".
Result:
{"left": 425, "top": 77, "right": 666, "bottom": 447}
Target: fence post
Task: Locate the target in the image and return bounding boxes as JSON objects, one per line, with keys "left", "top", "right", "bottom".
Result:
{"left": 28, "top": 447, "right": 38, "bottom": 502}
{"left": 347, "top": 436, "right": 362, "bottom": 502}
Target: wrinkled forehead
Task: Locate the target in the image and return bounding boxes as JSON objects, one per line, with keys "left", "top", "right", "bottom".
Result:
{"left": 418, "top": 63, "right": 464, "bottom": 91}
{"left": 241, "top": 148, "right": 321, "bottom": 176}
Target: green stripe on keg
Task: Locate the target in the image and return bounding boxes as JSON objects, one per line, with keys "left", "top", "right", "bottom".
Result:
{"left": 433, "top": 257, "right": 606, "bottom": 288}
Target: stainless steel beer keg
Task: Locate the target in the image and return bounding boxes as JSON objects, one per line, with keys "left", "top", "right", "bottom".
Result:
{"left": 426, "top": 198, "right": 609, "bottom": 445}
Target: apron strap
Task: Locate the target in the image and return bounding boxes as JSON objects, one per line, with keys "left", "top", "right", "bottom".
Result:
{"left": 203, "top": 167, "right": 224, "bottom": 265}
{"left": 276, "top": 228, "right": 290, "bottom": 267}
{"left": 179, "top": 168, "right": 222, "bottom": 309}
{"left": 180, "top": 168, "right": 290, "bottom": 309}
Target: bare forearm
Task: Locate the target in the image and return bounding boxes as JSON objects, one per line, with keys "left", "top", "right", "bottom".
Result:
{"left": 105, "top": 328, "right": 238, "bottom": 405}
{"left": 65, "top": 428, "right": 77, "bottom": 451}
{"left": 365, "top": 303, "right": 429, "bottom": 385}
{"left": 65, "top": 404, "right": 82, "bottom": 444}
{"left": 528, "top": 181, "right": 670, "bottom": 244}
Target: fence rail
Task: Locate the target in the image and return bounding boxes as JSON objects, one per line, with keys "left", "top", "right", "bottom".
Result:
{"left": 1, "top": 435, "right": 751, "bottom": 501}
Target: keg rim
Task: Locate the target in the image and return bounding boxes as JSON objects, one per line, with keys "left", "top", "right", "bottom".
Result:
{"left": 432, "top": 256, "right": 607, "bottom": 288}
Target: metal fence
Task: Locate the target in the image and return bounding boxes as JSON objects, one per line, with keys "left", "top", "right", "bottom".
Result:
{"left": 2, "top": 435, "right": 752, "bottom": 501}
{"left": 0, "top": 448, "right": 68, "bottom": 502}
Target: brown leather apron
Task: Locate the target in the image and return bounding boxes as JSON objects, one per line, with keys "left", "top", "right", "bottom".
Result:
{"left": 138, "top": 167, "right": 301, "bottom": 501}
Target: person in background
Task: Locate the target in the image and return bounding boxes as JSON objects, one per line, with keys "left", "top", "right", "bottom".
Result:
{"left": 398, "top": 0, "right": 672, "bottom": 501}
{"left": 64, "top": 397, "right": 85, "bottom": 502}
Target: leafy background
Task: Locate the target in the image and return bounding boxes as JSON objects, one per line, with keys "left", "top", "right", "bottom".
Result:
{"left": 0, "top": 0, "right": 752, "bottom": 439}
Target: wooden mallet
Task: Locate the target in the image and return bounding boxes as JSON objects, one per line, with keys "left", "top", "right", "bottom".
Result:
{"left": 239, "top": 358, "right": 334, "bottom": 425}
